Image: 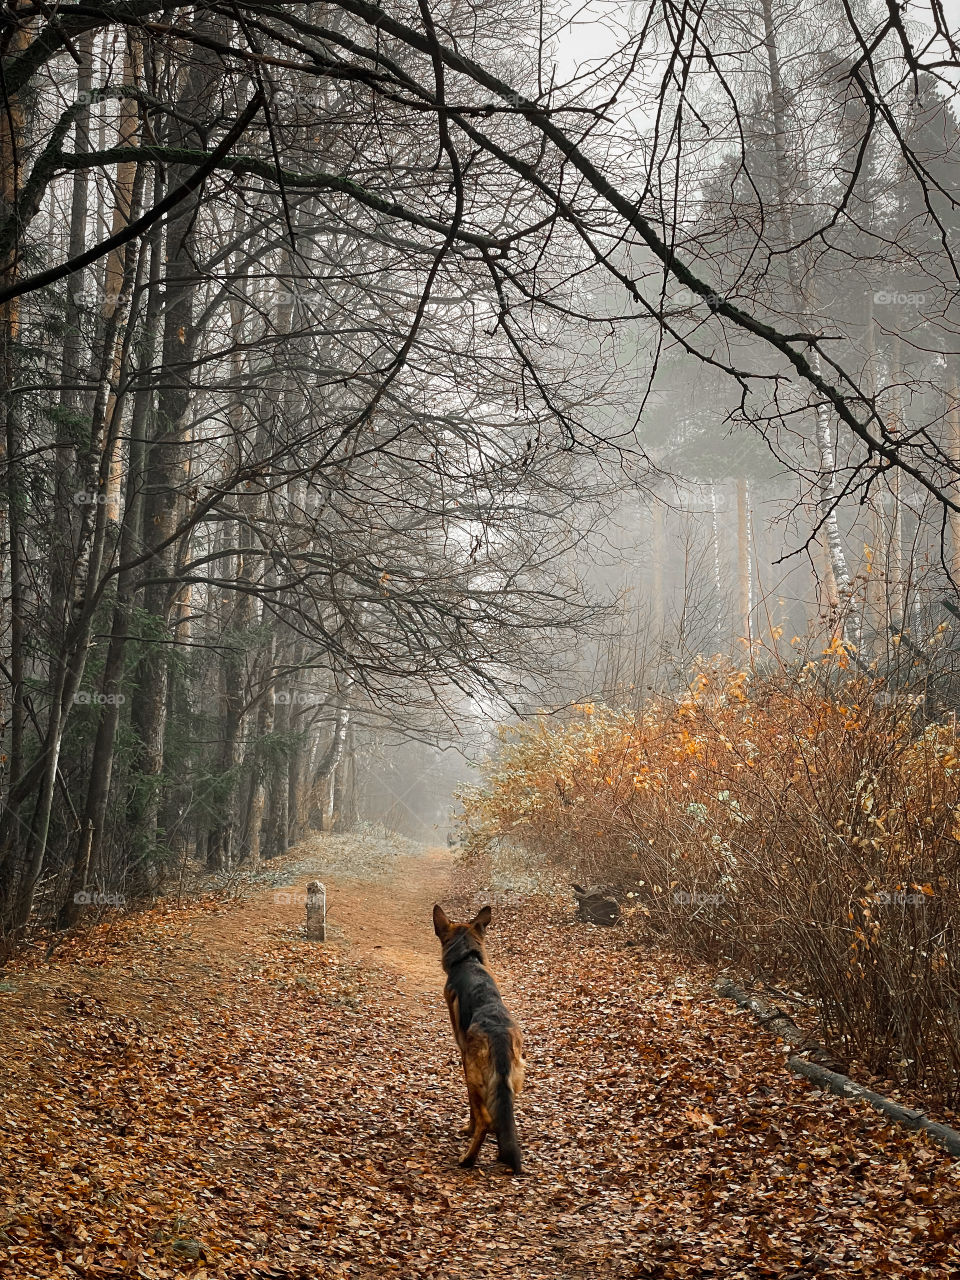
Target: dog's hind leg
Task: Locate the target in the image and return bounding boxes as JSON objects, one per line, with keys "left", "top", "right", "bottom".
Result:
{"left": 460, "top": 1057, "right": 475, "bottom": 1135}
{"left": 459, "top": 1085, "right": 489, "bottom": 1167}
{"left": 459, "top": 1123, "right": 489, "bottom": 1167}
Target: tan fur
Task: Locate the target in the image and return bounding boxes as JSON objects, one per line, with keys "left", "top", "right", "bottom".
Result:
{"left": 433, "top": 904, "right": 525, "bottom": 1172}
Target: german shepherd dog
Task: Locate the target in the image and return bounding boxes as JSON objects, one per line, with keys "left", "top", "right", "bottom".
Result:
{"left": 433, "top": 904, "right": 525, "bottom": 1173}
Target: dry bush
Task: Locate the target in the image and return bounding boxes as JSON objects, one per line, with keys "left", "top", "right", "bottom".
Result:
{"left": 460, "top": 652, "right": 960, "bottom": 1102}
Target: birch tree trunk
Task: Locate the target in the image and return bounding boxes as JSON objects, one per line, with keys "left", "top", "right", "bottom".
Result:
{"left": 736, "top": 477, "right": 752, "bottom": 643}
{"left": 709, "top": 484, "right": 723, "bottom": 647}
{"left": 2, "top": 22, "right": 147, "bottom": 936}
{"left": 862, "top": 299, "right": 887, "bottom": 646}
{"left": 652, "top": 503, "right": 665, "bottom": 640}
{"left": 59, "top": 205, "right": 164, "bottom": 926}
{"left": 947, "top": 357, "right": 960, "bottom": 587}
{"left": 886, "top": 333, "right": 905, "bottom": 630}
{"left": 104, "top": 36, "right": 142, "bottom": 522}
{"left": 50, "top": 32, "right": 93, "bottom": 643}
{"left": 760, "top": 0, "right": 855, "bottom": 645}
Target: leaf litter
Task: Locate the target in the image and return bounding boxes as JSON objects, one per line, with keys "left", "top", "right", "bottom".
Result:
{"left": 1, "top": 844, "right": 958, "bottom": 1279}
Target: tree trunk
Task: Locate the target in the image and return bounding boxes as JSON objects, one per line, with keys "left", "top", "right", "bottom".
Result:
{"left": 0, "top": 10, "right": 32, "bottom": 916}
{"left": 103, "top": 35, "right": 141, "bottom": 522}
{"left": 238, "top": 640, "right": 276, "bottom": 866}
{"left": 335, "top": 723, "right": 358, "bottom": 833}
{"left": 2, "top": 35, "right": 147, "bottom": 938}
{"left": 759, "top": 0, "right": 855, "bottom": 645}
{"left": 264, "top": 683, "right": 291, "bottom": 858}
{"left": 652, "top": 502, "right": 665, "bottom": 640}
{"left": 947, "top": 356, "right": 960, "bottom": 587}
{"left": 736, "top": 477, "right": 752, "bottom": 644}
{"left": 886, "top": 333, "right": 905, "bottom": 629}
{"left": 126, "top": 23, "right": 219, "bottom": 858}
{"left": 709, "top": 484, "right": 723, "bottom": 646}
{"left": 50, "top": 31, "right": 93, "bottom": 652}
{"left": 312, "top": 700, "right": 352, "bottom": 831}
{"left": 65, "top": 191, "right": 164, "bottom": 918}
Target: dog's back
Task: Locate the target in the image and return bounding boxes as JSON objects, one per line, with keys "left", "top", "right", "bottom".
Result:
{"left": 434, "top": 904, "right": 524, "bottom": 1172}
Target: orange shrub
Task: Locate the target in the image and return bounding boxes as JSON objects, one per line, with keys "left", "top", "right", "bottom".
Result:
{"left": 461, "top": 659, "right": 960, "bottom": 1102}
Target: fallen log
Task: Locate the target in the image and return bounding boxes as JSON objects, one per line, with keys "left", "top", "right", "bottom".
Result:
{"left": 716, "top": 976, "right": 960, "bottom": 1160}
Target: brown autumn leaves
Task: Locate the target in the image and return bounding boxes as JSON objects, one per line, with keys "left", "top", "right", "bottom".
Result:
{"left": 1, "top": 851, "right": 958, "bottom": 1279}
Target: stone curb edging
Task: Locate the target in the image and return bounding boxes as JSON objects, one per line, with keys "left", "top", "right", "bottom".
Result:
{"left": 716, "top": 976, "right": 960, "bottom": 1160}
{"left": 786, "top": 1055, "right": 960, "bottom": 1158}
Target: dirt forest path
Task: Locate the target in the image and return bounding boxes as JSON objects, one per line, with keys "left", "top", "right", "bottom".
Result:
{"left": 2, "top": 834, "right": 960, "bottom": 1280}
{"left": 324, "top": 846, "right": 453, "bottom": 1000}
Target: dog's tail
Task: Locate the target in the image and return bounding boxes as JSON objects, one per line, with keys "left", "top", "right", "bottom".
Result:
{"left": 491, "top": 1075, "right": 522, "bottom": 1173}
{"left": 487, "top": 1031, "right": 523, "bottom": 1174}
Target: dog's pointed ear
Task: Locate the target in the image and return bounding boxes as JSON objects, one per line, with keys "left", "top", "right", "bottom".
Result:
{"left": 433, "top": 904, "right": 452, "bottom": 940}
{"left": 472, "top": 905, "right": 492, "bottom": 933}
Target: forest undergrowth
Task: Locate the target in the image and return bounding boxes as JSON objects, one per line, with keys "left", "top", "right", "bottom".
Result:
{"left": 461, "top": 651, "right": 960, "bottom": 1104}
